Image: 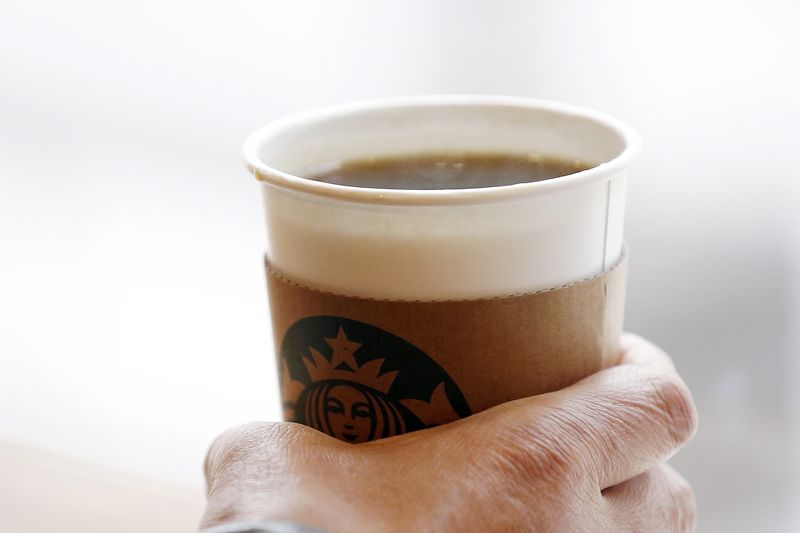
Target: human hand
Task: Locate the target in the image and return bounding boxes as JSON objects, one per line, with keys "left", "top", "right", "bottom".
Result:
{"left": 201, "top": 334, "right": 698, "bottom": 532}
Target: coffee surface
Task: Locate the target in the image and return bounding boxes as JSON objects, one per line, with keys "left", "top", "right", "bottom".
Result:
{"left": 307, "top": 152, "right": 591, "bottom": 190}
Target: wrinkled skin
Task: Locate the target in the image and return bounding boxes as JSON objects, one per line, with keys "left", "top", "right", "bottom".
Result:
{"left": 202, "top": 334, "right": 698, "bottom": 532}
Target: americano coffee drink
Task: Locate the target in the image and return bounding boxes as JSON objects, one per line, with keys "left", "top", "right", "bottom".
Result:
{"left": 244, "top": 96, "right": 640, "bottom": 443}
{"left": 307, "top": 152, "right": 590, "bottom": 190}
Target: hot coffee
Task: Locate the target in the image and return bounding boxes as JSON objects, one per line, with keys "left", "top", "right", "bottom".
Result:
{"left": 307, "top": 152, "right": 590, "bottom": 190}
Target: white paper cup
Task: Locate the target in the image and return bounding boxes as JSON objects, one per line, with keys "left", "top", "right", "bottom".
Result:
{"left": 244, "top": 95, "right": 640, "bottom": 300}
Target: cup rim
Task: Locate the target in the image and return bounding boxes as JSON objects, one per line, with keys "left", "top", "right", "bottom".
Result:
{"left": 243, "top": 95, "right": 641, "bottom": 206}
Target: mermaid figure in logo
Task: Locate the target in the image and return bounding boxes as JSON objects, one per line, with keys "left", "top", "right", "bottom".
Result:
{"left": 282, "top": 327, "right": 460, "bottom": 443}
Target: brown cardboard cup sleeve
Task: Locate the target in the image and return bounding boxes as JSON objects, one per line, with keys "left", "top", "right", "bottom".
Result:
{"left": 267, "top": 252, "right": 627, "bottom": 443}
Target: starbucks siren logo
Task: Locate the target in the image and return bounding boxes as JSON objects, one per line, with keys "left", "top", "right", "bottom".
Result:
{"left": 280, "top": 316, "right": 471, "bottom": 443}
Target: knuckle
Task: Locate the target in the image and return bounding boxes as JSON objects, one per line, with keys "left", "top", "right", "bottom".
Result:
{"left": 643, "top": 373, "right": 699, "bottom": 447}
{"left": 205, "top": 421, "right": 306, "bottom": 487}
{"left": 207, "top": 422, "right": 273, "bottom": 466}
{"left": 201, "top": 422, "right": 344, "bottom": 530}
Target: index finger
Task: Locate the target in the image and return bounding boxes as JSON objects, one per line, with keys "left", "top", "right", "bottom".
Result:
{"left": 573, "top": 333, "right": 697, "bottom": 487}
{"left": 501, "top": 333, "right": 698, "bottom": 490}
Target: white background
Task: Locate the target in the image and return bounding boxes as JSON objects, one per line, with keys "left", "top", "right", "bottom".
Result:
{"left": 2, "top": 1, "right": 799, "bottom": 531}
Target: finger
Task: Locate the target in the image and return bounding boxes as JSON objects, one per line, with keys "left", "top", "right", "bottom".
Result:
{"left": 204, "top": 421, "right": 339, "bottom": 491}
{"left": 480, "top": 333, "right": 698, "bottom": 490}
{"left": 204, "top": 422, "right": 288, "bottom": 495}
{"left": 202, "top": 422, "right": 336, "bottom": 529}
{"left": 603, "top": 464, "right": 696, "bottom": 532}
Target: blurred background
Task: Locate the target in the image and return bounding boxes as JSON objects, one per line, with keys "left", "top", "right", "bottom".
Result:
{"left": 2, "top": 1, "right": 798, "bottom": 531}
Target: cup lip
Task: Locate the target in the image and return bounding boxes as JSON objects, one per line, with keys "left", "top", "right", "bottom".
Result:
{"left": 243, "top": 95, "right": 641, "bottom": 206}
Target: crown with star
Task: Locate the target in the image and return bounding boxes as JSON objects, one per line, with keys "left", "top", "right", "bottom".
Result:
{"left": 302, "top": 327, "right": 399, "bottom": 394}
